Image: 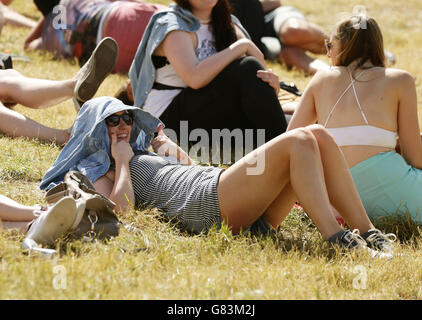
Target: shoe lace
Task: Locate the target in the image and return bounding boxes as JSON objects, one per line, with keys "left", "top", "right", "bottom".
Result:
{"left": 366, "top": 229, "right": 397, "bottom": 249}
{"left": 348, "top": 229, "right": 368, "bottom": 248}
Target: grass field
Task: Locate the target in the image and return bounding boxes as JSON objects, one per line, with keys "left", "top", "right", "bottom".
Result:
{"left": 1, "top": 0, "right": 422, "bottom": 300}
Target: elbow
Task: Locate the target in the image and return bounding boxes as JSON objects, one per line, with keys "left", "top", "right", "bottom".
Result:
{"left": 185, "top": 74, "right": 209, "bottom": 90}
{"left": 186, "top": 80, "right": 205, "bottom": 90}
{"left": 111, "top": 194, "right": 134, "bottom": 214}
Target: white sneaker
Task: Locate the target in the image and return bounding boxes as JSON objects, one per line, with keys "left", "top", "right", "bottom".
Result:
{"left": 21, "top": 238, "right": 57, "bottom": 258}
{"left": 25, "top": 196, "right": 77, "bottom": 246}
{"left": 70, "top": 198, "right": 86, "bottom": 230}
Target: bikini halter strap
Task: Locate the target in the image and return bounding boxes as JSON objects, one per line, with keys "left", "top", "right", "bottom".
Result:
{"left": 323, "top": 67, "right": 368, "bottom": 127}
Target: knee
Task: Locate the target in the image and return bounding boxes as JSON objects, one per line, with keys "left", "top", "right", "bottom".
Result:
{"left": 0, "top": 69, "right": 21, "bottom": 100}
{"left": 237, "top": 56, "right": 265, "bottom": 73}
{"left": 306, "top": 124, "right": 336, "bottom": 145}
{"left": 288, "top": 127, "right": 318, "bottom": 153}
{"left": 0, "top": 69, "right": 21, "bottom": 82}
{"left": 223, "top": 56, "right": 266, "bottom": 85}
{"left": 280, "top": 19, "right": 308, "bottom": 44}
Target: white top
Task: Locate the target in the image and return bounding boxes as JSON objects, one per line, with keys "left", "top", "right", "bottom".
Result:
{"left": 324, "top": 67, "right": 397, "bottom": 149}
{"left": 143, "top": 24, "right": 217, "bottom": 118}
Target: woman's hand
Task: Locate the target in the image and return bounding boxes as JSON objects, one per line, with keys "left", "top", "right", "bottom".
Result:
{"left": 110, "top": 132, "right": 134, "bottom": 164}
{"left": 257, "top": 68, "right": 280, "bottom": 95}
{"left": 152, "top": 124, "right": 193, "bottom": 165}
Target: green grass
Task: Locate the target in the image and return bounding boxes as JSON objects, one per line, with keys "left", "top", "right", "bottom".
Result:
{"left": 1, "top": 0, "right": 422, "bottom": 300}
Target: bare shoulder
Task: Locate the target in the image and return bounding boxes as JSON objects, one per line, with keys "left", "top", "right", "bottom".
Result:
{"left": 383, "top": 68, "right": 416, "bottom": 97}
{"left": 307, "top": 68, "right": 341, "bottom": 89}
{"left": 156, "top": 30, "right": 195, "bottom": 55}
{"left": 385, "top": 68, "right": 415, "bottom": 84}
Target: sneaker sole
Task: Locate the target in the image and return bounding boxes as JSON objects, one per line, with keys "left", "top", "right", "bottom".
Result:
{"left": 75, "top": 37, "right": 118, "bottom": 102}
{"left": 31, "top": 196, "right": 77, "bottom": 245}
{"left": 71, "top": 199, "right": 86, "bottom": 230}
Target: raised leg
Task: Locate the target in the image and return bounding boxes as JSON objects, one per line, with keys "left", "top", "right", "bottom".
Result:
{"left": 218, "top": 125, "right": 375, "bottom": 239}
{"left": 0, "top": 69, "right": 75, "bottom": 109}
{"left": 217, "top": 127, "right": 342, "bottom": 238}
{"left": 306, "top": 125, "right": 374, "bottom": 232}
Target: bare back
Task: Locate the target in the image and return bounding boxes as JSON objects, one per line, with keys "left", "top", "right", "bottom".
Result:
{"left": 312, "top": 66, "right": 403, "bottom": 167}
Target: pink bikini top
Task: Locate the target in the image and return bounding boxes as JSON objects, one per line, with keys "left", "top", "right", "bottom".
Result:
{"left": 324, "top": 67, "right": 397, "bottom": 149}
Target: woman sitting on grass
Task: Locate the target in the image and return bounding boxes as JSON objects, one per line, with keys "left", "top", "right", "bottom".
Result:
{"left": 41, "top": 96, "right": 395, "bottom": 255}
{"left": 129, "top": 0, "right": 288, "bottom": 145}
{"left": 287, "top": 15, "right": 422, "bottom": 225}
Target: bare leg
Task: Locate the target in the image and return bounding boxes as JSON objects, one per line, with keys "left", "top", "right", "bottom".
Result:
{"left": 0, "top": 102, "right": 70, "bottom": 144}
{"left": 1, "top": 5, "right": 37, "bottom": 29}
{"left": 218, "top": 127, "right": 342, "bottom": 238}
{"left": 0, "top": 194, "right": 35, "bottom": 233}
{"left": 0, "top": 221, "right": 31, "bottom": 233}
{"left": 0, "top": 194, "right": 37, "bottom": 221}
{"left": 279, "top": 46, "right": 329, "bottom": 75}
{"left": 280, "top": 19, "right": 328, "bottom": 54}
{"left": 218, "top": 125, "right": 375, "bottom": 239}
{"left": 0, "top": 70, "right": 76, "bottom": 109}
{"left": 306, "top": 125, "right": 374, "bottom": 232}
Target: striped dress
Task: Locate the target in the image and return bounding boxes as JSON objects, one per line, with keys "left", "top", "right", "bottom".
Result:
{"left": 129, "top": 154, "right": 224, "bottom": 234}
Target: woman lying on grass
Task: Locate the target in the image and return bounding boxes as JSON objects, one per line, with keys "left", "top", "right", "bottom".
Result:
{"left": 287, "top": 15, "right": 422, "bottom": 226}
{"left": 40, "top": 96, "right": 396, "bottom": 256}
{"left": 0, "top": 37, "right": 117, "bottom": 145}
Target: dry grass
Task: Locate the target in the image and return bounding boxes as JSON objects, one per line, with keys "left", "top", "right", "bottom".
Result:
{"left": 1, "top": 0, "right": 422, "bottom": 300}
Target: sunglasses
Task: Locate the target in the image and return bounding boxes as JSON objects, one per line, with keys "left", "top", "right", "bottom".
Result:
{"left": 105, "top": 111, "right": 134, "bottom": 127}
{"left": 325, "top": 39, "right": 337, "bottom": 52}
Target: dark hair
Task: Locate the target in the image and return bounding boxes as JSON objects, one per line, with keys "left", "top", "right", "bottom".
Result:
{"left": 334, "top": 15, "right": 385, "bottom": 69}
{"left": 173, "top": 0, "right": 237, "bottom": 52}
{"left": 114, "top": 86, "right": 134, "bottom": 106}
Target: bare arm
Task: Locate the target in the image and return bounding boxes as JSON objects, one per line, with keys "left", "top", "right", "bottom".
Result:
{"left": 98, "top": 133, "right": 135, "bottom": 213}
{"left": 287, "top": 76, "right": 318, "bottom": 130}
{"left": 24, "top": 17, "right": 44, "bottom": 49}
{"left": 161, "top": 30, "right": 265, "bottom": 90}
{"left": 396, "top": 71, "right": 422, "bottom": 168}
{"left": 152, "top": 124, "right": 194, "bottom": 165}
{"left": 260, "top": 0, "right": 282, "bottom": 13}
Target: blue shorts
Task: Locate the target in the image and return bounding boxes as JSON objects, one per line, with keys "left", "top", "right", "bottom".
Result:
{"left": 350, "top": 151, "right": 422, "bottom": 224}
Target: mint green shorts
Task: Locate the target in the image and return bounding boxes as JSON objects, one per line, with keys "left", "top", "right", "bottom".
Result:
{"left": 350, "top": 151, "right": 422, "bottom": 224}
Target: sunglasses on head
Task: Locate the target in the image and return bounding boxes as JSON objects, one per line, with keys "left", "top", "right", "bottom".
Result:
{"left": 105, "top": 111, "right": 134, "bottom": 127}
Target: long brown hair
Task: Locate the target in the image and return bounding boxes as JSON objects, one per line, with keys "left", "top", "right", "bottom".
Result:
{"left": 173, "top": 0, "right": 237, "bottom": 52}
{"left": 334, "top": 15, "right": 385, "bottom": 69}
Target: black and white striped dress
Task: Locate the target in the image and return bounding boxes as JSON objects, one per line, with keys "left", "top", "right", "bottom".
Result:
{"left": 129, "top": 154, "right": 224, "bottom": 234}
